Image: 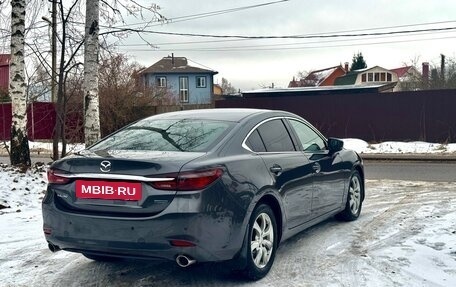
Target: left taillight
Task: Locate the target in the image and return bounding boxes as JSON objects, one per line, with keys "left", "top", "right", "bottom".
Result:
{"left": 150, "top": 168, "right": 223, "bottom": 191}
{"left": 47, "top": 168, "right": 71, "bottom": 184}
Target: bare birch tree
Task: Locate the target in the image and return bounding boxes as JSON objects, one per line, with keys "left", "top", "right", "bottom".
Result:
{"left": 2, "top": 0, "right": 165, "bottom": 159}
{"left": 9, "top": 0, "right": 31, "bottom": 167}
{"left": 83, "top": 0, "right": 101, "bottom": 146}
{"left": 0, "top": 1, "right": 11, "bottom": 52}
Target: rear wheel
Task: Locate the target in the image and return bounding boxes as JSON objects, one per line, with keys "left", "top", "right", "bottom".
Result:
{"left": 242, "top": 204, "right": 277, "bottom": 280}
{"left": 337, "top": 171, "right": 363, "bottom": 221}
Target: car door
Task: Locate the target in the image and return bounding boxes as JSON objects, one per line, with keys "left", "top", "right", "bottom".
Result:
{"left": 287, "top": 119, "right": 346, "bottom": 217}
{"left": 244, "top": 118, "right": 315, "bottom": 229}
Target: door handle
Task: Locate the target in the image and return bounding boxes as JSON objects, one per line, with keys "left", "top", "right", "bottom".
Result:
{"left": 270, "top": 164, "right": 282, "bottom": 175}
{"left": 312, "top": 162, "right": 321, "bottom": 173}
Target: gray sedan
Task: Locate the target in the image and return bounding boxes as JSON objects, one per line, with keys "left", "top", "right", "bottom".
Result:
{"left": 42, "top": 108, "right": 364, "bottom": 280}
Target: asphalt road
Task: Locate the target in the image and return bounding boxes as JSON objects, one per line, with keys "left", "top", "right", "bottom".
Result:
{"left": 1, "top": 156, "right": 455, "bottom": 182}
{"left": 363, "top": 160, "right": 456, "bottom": 182}
{"left": 0, "top": 155, "right": 53, "bottom": 165}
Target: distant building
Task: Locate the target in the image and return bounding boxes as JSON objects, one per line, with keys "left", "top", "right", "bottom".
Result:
{"left": 241, "top": 84, "right": 395, "bottom": 98}
{"left": 213, "top": 83, "right": 223, "bottom": 100}
{"left": 334, "top": 66, "right": 399, "bottom": 92}
{"left": 0, "top": 54, "right": 11, "bottom": 98}
{"left": 213, "top": 83, "right": 222, "bottom": 95}
{"left": 289, "top": 64, "right": 348, "bottom": 88}
{"left": 138, "top": 55, "right": 218, "bottom": 105}
{"left": 389, "top": 66, "right": 421, "bottom": 91}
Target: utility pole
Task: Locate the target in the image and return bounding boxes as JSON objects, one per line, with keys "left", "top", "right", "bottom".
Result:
{"left": 42, "top": 0, "right": 57, "bottom": 102}
{"left": 51, "top": 0, "right": 57, "bottom": 102}
{"left": 440, "top": 54, "right": 445, "bottom": 86}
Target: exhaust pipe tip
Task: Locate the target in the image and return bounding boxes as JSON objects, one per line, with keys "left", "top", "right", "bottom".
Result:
{"left": 176, "top": 255, "right": 196, "bottom": 268}
{"left": 48, "top": 243, "right": 60, "bottom": 253}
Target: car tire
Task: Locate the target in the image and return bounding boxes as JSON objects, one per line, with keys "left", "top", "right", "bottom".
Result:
{"left": 83, "top": 253, "right": 119, "bottom": 262}
{"left": 337, "top": 170, "right": 363, "bottom": 221}
{"left": 241, "top": 204, "right": 277, "bottom": 280}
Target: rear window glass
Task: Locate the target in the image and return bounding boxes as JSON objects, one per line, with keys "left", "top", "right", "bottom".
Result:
{"left": 90, "top": 119, "right": 233, "bottom": 152}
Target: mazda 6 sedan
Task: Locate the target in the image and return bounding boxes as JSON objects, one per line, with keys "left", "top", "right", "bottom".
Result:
{"left": 42, "top": 108, "right": 364, "bottom": 280}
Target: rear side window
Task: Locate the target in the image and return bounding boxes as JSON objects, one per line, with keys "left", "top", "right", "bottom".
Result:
{"left": 256, "top": 119, "right": 295, "bottom": 152}
{"left": 245, "top": 129, "right": 266, "bottom": 152}
{"left": 90, "top": 119, "right": 233, "bottom": 152}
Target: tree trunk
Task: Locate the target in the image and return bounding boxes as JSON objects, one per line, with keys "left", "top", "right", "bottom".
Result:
{"left": 9, "top": 0, "right": 31, "bottom": 167}
{"left": 51, "top": 0, "right": 61, "bottom": 161}
{"left": 83, "top": 0, "right": 101, "bottom": 146}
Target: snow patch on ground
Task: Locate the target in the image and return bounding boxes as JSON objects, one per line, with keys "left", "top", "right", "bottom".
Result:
{"left": 1, "top": 166, "right": 456, "bottom": 286}
{"left": 0, "top": 163, "right": 47, "bottom": 214}
{"left": 1, "top": 140, "right": 456, "bottom": 157}
{"left": 343, "top": 138, "right": 456, "bottom": 154}
{"left": 0, "top": 141, "right": 85, "bottom": 156}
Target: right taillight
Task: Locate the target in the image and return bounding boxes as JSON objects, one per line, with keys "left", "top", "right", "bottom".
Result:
{"left": 150, "top": 168, "right": 223, "bottom": 191}
{"left": 47, "top": 168, "right": 71, "bottom": 184}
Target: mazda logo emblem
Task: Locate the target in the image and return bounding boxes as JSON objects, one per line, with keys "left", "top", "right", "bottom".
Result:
{"left": 100, "top": 160, "right": 112, "bottom": 172}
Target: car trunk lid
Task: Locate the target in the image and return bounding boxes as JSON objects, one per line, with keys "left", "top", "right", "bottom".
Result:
{"left": 49, "top": 150, "right": 205, "bottom": 217}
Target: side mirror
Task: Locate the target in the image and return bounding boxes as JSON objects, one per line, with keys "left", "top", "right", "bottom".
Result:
{"left": 328, "top": 137, "right": 344, "bottom": 152}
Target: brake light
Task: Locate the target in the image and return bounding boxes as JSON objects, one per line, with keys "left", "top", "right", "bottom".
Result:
{"left": 178, "top": 168, "right": 223, "bottom": 191}
{"left": 151, "top": 168, "right": 223, "bottom": 191}
{"left": 47, "top": 168, "right": 71, "bottom": 184}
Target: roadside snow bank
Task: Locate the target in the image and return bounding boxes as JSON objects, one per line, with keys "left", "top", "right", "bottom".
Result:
{"left": 2, "top": 140, "right": 456, "bottom": 156}
{"left": 0, "top": 142, "right": 85, "bottom": 156}
{"left": 343, "top": 139, "right": 456, "bottom": 154}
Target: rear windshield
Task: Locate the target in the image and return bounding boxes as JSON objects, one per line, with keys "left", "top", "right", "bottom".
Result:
{"left": 90, "top": 119, "right": 233, "bottom": 152}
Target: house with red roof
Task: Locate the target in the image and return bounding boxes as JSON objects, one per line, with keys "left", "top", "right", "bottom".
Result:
{"left": 389, "top": 66, "right": 421, "bottom": 91}
{"left": 291, "top": 62, "right": 422, "bottom": 92}
{"left": 289, "top": 64, "right": 348, "bottom": 88}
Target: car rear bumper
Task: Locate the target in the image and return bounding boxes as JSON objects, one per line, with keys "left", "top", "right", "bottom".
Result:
{"left": 42, "top": 196, "right": 246, "bottom": 263}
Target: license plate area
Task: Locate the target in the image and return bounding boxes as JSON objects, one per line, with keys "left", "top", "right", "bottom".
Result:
{"left": 75, "top": 180, "right": 142, "bottom": 201}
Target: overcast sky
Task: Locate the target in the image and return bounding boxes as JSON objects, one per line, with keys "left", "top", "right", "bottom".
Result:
{"left": 114, "top": 0, "right": 456, "bottom": 90}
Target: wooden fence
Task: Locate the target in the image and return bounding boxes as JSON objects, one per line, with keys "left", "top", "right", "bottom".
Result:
{"left": 216, "top": 89, "right": 456, "bottom": 143}
{"left": 0, "top": 102, "right": 213, "bottom": 141}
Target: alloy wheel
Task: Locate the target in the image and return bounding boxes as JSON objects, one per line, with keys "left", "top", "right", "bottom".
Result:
{"left": 250, "top": 212, "right": 274, "bottom": 268}
{"left": 349, "top": 175, "right": 361, "bottom": 214}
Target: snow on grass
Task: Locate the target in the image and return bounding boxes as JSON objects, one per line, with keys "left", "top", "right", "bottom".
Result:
{"left": 343, "top": 138, "right": 456, "bottom": 154}
{"left": 1, "top": 140, "right": 456, "bottom": 156}
{"left": 0, "top": 163, "right": 47, "bottom": 214}
{"left": 0, "top": 141, "right": 85, "bottom": 156}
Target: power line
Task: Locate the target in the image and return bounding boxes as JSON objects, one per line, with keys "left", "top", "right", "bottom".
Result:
{"left": 294, "top": 20, "right": 456, "bottom": 36}
{"left": 112, "top": 38, "right": 253, "bottom": 47}
{"left": 114, "top": 29, "right": 456, "bottom": 49}
{"left": 117, "top": 35, "right": 456, "bottom": 52}
{"left": 67, "top": 0, "right": 291, "bottom": 30}
{"left": 108, "top": 19, "right": 456, "bottom": 53}
{"left": 106, "top": 0, "right": 290, "bottom": 29}
{"left": 106, "top": 25, "right": 456, "bottom": 39}
{"left": 107, "top": 20, "right": 456, "bottom": 50}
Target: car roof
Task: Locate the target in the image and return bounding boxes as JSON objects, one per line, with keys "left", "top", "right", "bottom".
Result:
{"left": 148, "top": 108, "right": 284, "bottom": 122}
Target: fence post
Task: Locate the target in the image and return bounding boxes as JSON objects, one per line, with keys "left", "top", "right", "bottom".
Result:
{"left": 31, "top": 101, "right": 35, "bottom": 140}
